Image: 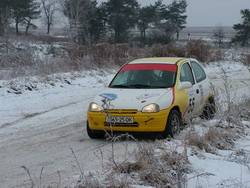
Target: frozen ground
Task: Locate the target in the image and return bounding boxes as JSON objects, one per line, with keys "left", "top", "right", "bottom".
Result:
{"left": 0, "top": 61, "right": 250, "bottom": 187}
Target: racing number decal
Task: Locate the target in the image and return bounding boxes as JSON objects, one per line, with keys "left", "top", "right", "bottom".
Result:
{"left": 188, "top": 97, "right": 195, "bottom": 113}
{"left": 186, "top": 88, "right": 195, "bottom": 114}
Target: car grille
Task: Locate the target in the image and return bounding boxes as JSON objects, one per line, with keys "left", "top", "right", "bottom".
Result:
{"left": 107, "top": 109, "right": 138, "bottom": 114}
{"left": 104, "top": 122, "right": 139, "bottom": 127}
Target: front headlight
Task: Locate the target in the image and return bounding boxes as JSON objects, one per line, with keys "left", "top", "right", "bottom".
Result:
{"left": 141, "top": 103, "right": 160, "bottom": 113}
{"left": 88, "top": 102, "right": 102, "bottom": 112}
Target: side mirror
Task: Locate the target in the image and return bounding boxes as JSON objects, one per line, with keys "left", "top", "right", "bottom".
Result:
{"left": 179, "top": 81, "right": 192, "bottom": 90}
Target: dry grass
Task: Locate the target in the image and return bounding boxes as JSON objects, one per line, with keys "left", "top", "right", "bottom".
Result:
{"left": 148, "top": 44, "right": 186, "bottom": 57}
{"left": 184, "top": 129, "right": 216, "bottom": 154}
{"left": 66, "top": 43, "right": 144, "bottom": 70}
{"left": 204, "top": 126, "right": 235, "bottom": 150}
{"left": 77, "top": 140, "right": 191, "bottom": 188}
{"left": 0, "top": 37, "right": 232, "bottom": 80}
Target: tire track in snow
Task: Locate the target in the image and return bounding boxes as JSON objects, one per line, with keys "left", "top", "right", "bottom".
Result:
{"left": 0, "top": 97, "right": 93, "bottom": 129}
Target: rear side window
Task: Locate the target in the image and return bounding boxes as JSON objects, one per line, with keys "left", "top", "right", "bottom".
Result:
{"left": 191, "top": 61, "right": 206, "bottom": 83}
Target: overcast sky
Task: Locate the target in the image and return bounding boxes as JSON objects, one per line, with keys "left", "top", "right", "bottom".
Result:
{"left": 139, "top": 0, "right": 249, "bottom": 27}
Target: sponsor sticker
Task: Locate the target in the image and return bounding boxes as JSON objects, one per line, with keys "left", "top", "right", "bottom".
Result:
{"left": 199, "top": 84, "right": 204, "bottom": 104}
{"left": 187, "top": 87, "right": 195, "bottom": 98}
{"left": 99, "top": 93, "right": 118, "bottom": 101}
{"left": 136, "top": 93, "right": 160, "bottom": 100}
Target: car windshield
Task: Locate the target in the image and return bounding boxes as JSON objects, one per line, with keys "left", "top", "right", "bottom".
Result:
{"left": 109, "top": 63, "right": 177, "bottom": 89}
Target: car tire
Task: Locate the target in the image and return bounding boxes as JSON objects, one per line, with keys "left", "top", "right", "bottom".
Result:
{"left": 162, "top": 109, "right": 181, "bottom": 139}
{"left": 200, "top": 97, "right": 216, "bottom": 120}
{"left": 86, "top": 121, "right": 105, "bottom": 139}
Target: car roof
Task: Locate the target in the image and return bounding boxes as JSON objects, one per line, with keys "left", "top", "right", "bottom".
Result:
{"left": 128, "top": 57, "right": 189, "bottom": 65}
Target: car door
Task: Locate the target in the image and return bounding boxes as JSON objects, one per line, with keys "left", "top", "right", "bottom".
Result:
{"left": 179, "top": 62, "right": 201, "bottom": 117}
{"left": 190, "top": 60, "right": 209, "bottom": 113}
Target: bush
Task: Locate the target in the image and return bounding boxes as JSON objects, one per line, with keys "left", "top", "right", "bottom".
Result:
{"left": 240, "top": 53, "right": 250, "bottom": 68}
{"left": 149, "top": 44, "right": 186, "bottom": 57}
{"left": 186, "top": 40, "right": 211, "bottom": 62}
{"left": 184, "top": 130, "right": 216, "bottom": 154}
{"left": 66, "top": 43, "right": 146, "bottom": 69}
{"left": 204, "top": 126, "right": 235, "bottom": 150}
{"left": 147, "top": 29, "right": 174, "bottom": 46}
{"left": 0, "top": 36, "right": 249, "bottom": 79}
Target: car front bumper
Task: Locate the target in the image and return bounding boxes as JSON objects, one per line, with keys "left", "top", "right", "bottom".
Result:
{"left": 87, "top": 108, "right": 171, "bottom": 132}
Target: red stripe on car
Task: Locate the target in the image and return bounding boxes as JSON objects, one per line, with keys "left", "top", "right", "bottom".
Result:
{"left": 120, "top": 64, "right": 177, "bottom": 72}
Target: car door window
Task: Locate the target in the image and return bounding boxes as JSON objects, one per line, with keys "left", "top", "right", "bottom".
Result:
{"left": 191, "top": 61, "right": 206, "bottom": 83}
{"left": 180, "top": 63, "right": 195, "bottom": 85}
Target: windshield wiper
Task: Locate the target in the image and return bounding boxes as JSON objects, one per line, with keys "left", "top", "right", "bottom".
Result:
{"left": 110, "top": 84, "right": 129, "bottom": 88}
{"left": 129, "top": 84, "right": 151, "bottom": 88}
{"left": 150, "top": 86, "right": 168, "bottom": 88}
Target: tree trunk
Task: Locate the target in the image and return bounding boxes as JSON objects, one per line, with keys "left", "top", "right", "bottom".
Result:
{"left": 176, "top": 28, "right": 179, "bottom": 40}
{"left": 15, "top": 21, "right": 19, "bottom": 35}
{"left": 0, "top": 22, "right": 4, "bottom": 36}
{"left": 242, "top": 29, "right": 250, "bottom": 46}
{"left": 47, "top": 23, "right": 50, "bottom": 34}
{"left": 25, "top": 21, "right": 30, "bottom": 36}
{"left": 0, "top": 9, "right": 4, "bottom": 36}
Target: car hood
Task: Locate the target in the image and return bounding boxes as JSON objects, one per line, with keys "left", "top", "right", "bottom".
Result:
{"left": 92, "top": 88, "right": 173, "bottom": 111}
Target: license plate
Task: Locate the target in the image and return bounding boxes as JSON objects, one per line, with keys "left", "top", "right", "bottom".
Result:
{"left": 106, "top": 116, "right": 134, "bottom": 123}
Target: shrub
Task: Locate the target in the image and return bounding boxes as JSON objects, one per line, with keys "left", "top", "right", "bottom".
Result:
{"left": 65, "top": 43, "right": 143, "bottom": 69}
{"left": 149, "top": 44, "right": 169, "bottom": 57}
{"left": 147, "top": 29, "right": 174, "bottom": 46}
{"left": 149, "top": 44, "right": 186, "bottom": 57}
{"left": 240, "top": 53, "right": 250, "bottom": 68}
{"left": 204, "top": 126, "right": 235, "bottom": 150}
{"left": 186, "top": 40, "right": 211, "bottom": 62}
{"left": 184, "top": 125, "right": 236, "bottom": 155}
{"left": 184, "top": 130, "right": 216, "bottom": 154}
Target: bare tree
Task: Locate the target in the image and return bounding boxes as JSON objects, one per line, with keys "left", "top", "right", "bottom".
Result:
{"left": 0, "top": 7, "right": 9, "bottom": 36}
{"left": 213, "top": 25, "right": 225, "bottom": 48}
{"left": 63, "top": 0, "right": 105, "bottom": 45}
{"left": 24, "top": 0, "right": 41, "bottom": 36}
{"left": 63, "top": 0, "right": 92, "bottom": 40}
{"left": 0, "top": 7, "right": 5, "bottom": 35}
{"left": 41, "top": 0, "right": 58, "bottom": 34}
{"left": 0, "top": 1, "right": 13, "bottom": 36}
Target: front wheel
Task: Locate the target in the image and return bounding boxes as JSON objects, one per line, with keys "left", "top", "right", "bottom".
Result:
{"left": 86, "top": 121, "right": 105, "bottom": 139}
{"left": 162, "top": 110, "right": 182, "bottom": 139}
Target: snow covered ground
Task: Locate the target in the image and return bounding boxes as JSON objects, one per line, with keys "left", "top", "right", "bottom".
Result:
{"left": 0, "top": 61, "right": 250, "bottom": 188}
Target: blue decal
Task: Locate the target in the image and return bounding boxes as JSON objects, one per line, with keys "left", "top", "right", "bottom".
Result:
{"left": 99, "top": 93, "right": 117, "bottom": 101}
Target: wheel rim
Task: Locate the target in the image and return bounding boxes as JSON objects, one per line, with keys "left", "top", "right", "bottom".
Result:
{"left": 171, "top": 114, "right": 180, "bottom": 135}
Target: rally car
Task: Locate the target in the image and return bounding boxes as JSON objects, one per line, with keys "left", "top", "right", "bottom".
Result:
{"left": 87, "top": 57, "right": 215, "bottom": 139}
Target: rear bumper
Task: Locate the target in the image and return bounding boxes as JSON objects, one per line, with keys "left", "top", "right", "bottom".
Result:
{"left": 87, "top": 108, "right": 170, "bottom": 132}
